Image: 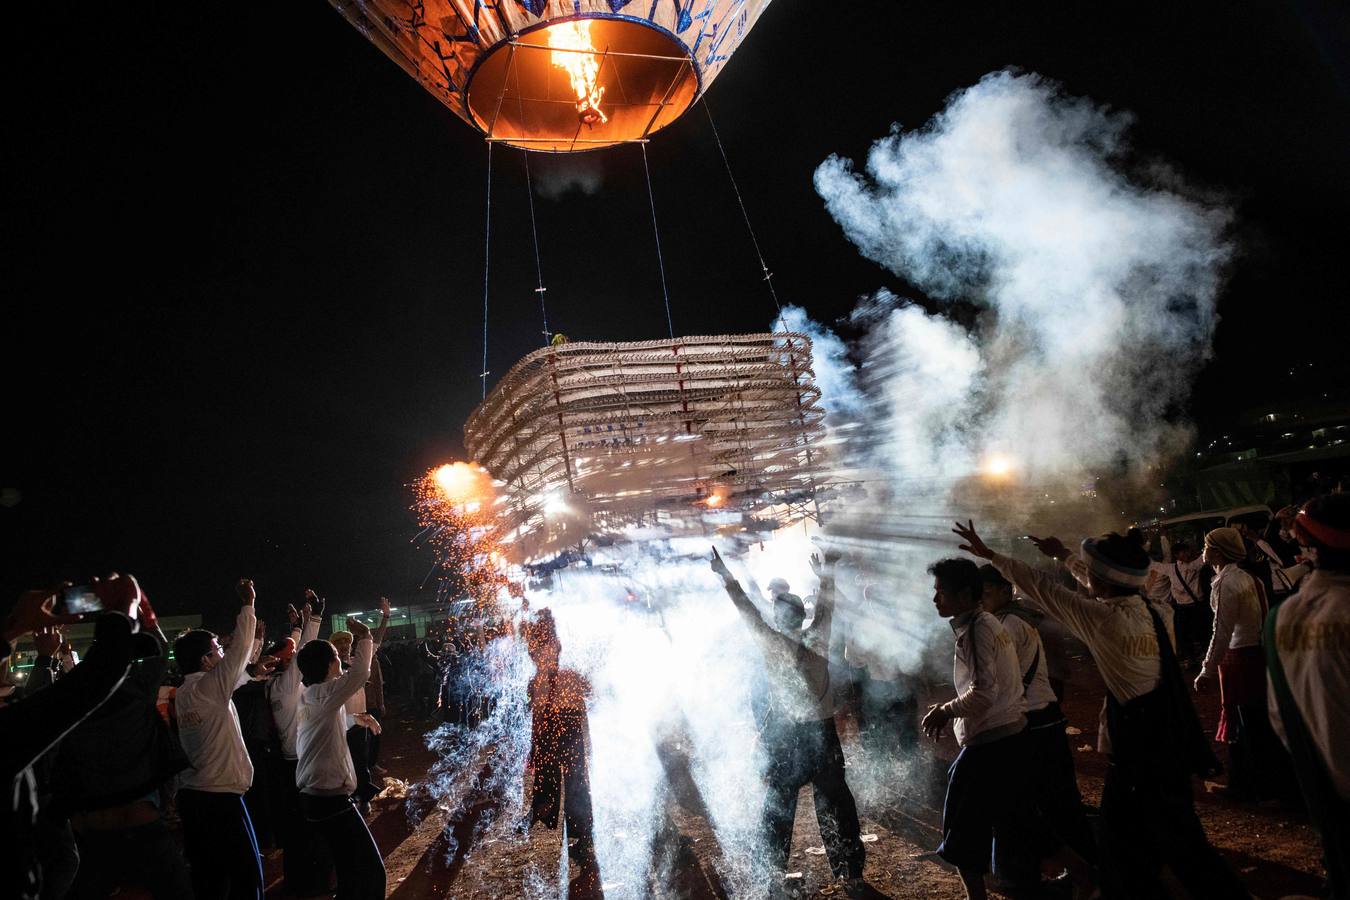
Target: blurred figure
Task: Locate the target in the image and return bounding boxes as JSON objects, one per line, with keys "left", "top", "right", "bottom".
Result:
{"left": 1267, "top": 494, "right": 1350, "bottom": 897}
{"left": 712, "top": 548, "right": 866, "bottom": 898}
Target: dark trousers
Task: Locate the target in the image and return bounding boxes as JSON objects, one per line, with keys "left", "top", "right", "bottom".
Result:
{"left": 299, "top": 794, "right": 386, "bottom": 900}
{"left": 1173, "top": 602, "right": 1211, "bottom": 666}
{"left": 345, "top": 725, "right": 378, "bottom": 804}
{"left": 762, "top": 717, "right": 865, "bottom": 880}
{"left": 275, "top": 758, "right": 335, "bottom": 896}
{"left": 1099, "top": 762, "right": 1247, "bottom": 899}
{"left": 69, "top": 818, "right": 193, "bottom": 900}
{"left": 242, "top": 743, "right": 275, "bottom": 849}
{"left": 857, "top": 672, "right": 919, "bottom": 758}
{"left": 367, "top": 708, "right": 384, "bottom": 771}
{"left": 1029, "top": 718, "right": 1095, "bottom": 864}
{"left": 176, "top": 789, "right": 263, "bottom": 900}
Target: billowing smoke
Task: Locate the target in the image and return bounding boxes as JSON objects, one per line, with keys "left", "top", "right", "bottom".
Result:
{"left": 814, "top": 69, "right": 1232, "bottom": 489}
{"left": 532, "top": 153, "right": 605, "bottom": 200}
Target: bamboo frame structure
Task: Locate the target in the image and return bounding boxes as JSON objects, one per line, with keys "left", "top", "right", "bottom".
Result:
{"left": 464, "top": 332, "right": 828, "bottom": 550}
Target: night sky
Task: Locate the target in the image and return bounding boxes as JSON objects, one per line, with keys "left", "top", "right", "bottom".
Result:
{"left": 5, "top": 1, "right": 1347, "bottom": 627}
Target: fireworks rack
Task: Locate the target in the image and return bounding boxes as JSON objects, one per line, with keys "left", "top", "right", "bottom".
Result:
{"left": 464, "top": 332, "right": 828, "bottom": 550}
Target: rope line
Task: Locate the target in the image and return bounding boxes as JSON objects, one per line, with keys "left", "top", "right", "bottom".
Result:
{"left": 702, "top": 97, "right": 783, "bottom": 323}
{"left": 522, "top": 151, "right": 552, "bottom": 346}
{"left": 640, "top": 142, "right": 675, "bottom": 339}
{"left": 480, "top": 141, "right": 493, "bottom": 399}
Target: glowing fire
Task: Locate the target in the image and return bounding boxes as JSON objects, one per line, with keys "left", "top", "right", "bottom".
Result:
{"left": 548, "top": 21, "right": 607, "bottom": 125}
{"left": 981, "top": 454, "right": 1017, "bottom": 480}
{"left": 431, "top": 462, "right": 496, "bottom": 508}
{"left": 703, "top": 488, "right": 728, "bottom": 508}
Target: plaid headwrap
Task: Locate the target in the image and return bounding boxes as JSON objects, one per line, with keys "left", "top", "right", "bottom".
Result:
{"left": 1080, "top": 536, "right": 1149, "bottom": 589}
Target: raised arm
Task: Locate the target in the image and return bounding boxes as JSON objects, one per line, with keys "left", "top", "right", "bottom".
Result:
{"left": 203, "top": 579, "right": 258, "bottom": 702}
{"left": 710, "top": 548, "right": 777, "bottom": 643}
{"left": 373, "top": 597, "right": 391, "bottom": 647}
{"left": 308, "top": 617, "right": 374, "bottom": 713}
{"left": 805, "top": 551, "right": 839, "bottom": 648}
{"left": 953, "top": 521, "right": 1111, "bottom": 645}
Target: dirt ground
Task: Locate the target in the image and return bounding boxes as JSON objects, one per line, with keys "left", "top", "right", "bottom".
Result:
{"left": 264, "top": 655, "right": 1328, "bottom": 900}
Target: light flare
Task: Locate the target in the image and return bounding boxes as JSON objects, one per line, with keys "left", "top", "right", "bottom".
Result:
{"left": 548, "top": 21, "right": 608, "bottom": 125}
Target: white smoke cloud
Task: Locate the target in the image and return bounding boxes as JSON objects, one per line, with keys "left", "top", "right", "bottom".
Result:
{"left": 532, "top": 153, "right": 605, "bottom": 200}
{"left": 814, "top": 69, "right": 1232, "bottom": 483}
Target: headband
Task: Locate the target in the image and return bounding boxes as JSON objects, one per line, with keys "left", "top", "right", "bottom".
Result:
{"left": 1294, "top": 509, "right": 1350, "bottom": 550}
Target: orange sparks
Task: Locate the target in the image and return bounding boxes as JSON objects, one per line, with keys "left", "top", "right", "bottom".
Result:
{"left": 431, "top": 462, "right": 495, "bottom": 508}
{"left": 703, "top": 487, "right": 728, "bottom": 508}
{"left": 548, "top": 21, "right": 607, "bottom": 125}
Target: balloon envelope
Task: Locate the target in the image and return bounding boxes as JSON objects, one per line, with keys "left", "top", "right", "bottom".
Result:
{"left": 327, "top": 0, "right": 773, "bottom": 151}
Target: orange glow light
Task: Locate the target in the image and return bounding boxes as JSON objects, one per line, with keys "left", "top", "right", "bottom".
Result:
{"left": 548, "top": 21, "right": 607, "bottom": 124}
{"left": 431, "top": 462, "right": 495, "bottom": 507}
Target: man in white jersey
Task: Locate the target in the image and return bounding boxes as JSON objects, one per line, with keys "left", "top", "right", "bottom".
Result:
{"left": 956, "top": 522, "right": 1248, "bottom": 899}
{"left": 1268, "top": 494, "right": 1350, "bottom": 896}
{"left": 295, "top": 615, "right": 385, "bottom": 899}
{"left": 921, "top": 558, "right": 1093, "bottom": 900}
{"left": 171, "top": 578, "right": 265, "bottom": 900}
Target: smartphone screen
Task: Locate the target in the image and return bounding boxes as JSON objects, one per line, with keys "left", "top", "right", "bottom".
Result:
{"left": 59, "top": 586, "right": 103, "bottom": 615}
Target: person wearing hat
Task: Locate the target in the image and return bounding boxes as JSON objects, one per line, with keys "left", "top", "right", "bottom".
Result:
{"left": 1195, "top": 527, "right": 1271, "bottom": 799}
{"left": 710, "top": 547, "right": 866, "bottom": 898}
{"left": 1266, "top": 493, "right": 1350, "bottom": 897}
{"left": 952, "top": 520, "right": 1247, "bottom": 900}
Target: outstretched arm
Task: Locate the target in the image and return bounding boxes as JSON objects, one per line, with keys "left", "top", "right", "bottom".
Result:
{"left": 710, "top": 548, "right": 777, "bottom": 643}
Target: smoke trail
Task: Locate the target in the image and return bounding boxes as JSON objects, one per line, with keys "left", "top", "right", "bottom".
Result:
{"left": 814, "top": 69, "right": 1232, "bottom": 486}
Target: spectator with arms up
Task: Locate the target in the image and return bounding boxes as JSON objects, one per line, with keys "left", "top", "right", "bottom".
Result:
{"left": 295, "top": 615, "right": 385, "bottom": 899}
{"left": 172, "top": 577, "right": 266, "bottom": 900}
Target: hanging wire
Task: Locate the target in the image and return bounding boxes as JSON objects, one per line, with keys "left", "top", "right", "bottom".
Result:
{"left": 480, "top": 141, "right": 494, "bottom": 399}
{"left": 640, "top": 142, "right": 675, "bottom": 339}
{"left": 521, "top": 151, "right": 552, "bottom": 346}
{"left": 702, "top": 97, "right": 784, "bottom": 325}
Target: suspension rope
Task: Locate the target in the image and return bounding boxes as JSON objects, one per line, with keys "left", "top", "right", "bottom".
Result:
{"left": 480, "top": 141, "right": 493, "bottom": 399}
{"left": 702, "top": 97, "right": 784, "bottom": 324}
{"left": 521, "top": 151, "right": 552, "bottom": 346}
{"left": 640, "top": 142, "right": 675, "bottom": 339}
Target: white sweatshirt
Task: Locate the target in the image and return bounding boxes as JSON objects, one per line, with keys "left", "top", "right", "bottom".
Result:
{"left": 939, "top": 609, "right": 1027, "bottom": 746}
{"left": 1200, "top": 564, "right": 1264, "bottom": 677}
{"left": 1147, "top": 557, "right": 1207, "bottom": 606}
{"left": 993, "top": 609, "right": 1058, "bottom": 713}
{"left": 1267, "top": 569, "right": 1350, "bottom": 799}
{"left": 342, "top": 642, "right": 379, "bottom": 727}
{"left": 297, "top": 636, "right": 373, "bottom": 796}
{"left": 176, "top": 606, "right": 257, "bottom": 794}
{"left": 992, "top": 553, "right": 1175, "bottom": 753}
{"left": 267, "top": 616, "right": 322, "bottom": 761}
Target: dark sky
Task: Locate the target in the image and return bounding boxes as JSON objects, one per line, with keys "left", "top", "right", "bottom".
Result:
{"left": 5, "top": 0, "right": 1347, "bottom": 626}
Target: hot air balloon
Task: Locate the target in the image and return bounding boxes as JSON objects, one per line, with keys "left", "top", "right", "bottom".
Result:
{"left": 327, "top": 0, "right": 773, "bottom": 151}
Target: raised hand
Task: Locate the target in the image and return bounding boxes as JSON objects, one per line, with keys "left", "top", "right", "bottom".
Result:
{"left": 33, "top": 626, "right": 62, "bottom": 657}
{"left": 347, "top": 616, "right": 371, "bottom": 640}
{"left": 1028, "top": 535, "right": 1070, "bottom": 561}
{"left": 255, "top": 619, "right": 266, "bottom": 641}
{"left": 287, "top": 604, "right": 300, "bottom": 627}
{"left": 236, "top": 578, "right": 256, "bottom": 606}
{"left": 253, "top": 655, "right": 279, "bottom": 678}
{"left": 709, "top": 547, "right": 731, "bottom": 579}
{"left": 303, "top": 588, "right": 324, "bottom": 616}
{"left": 952, "top": 520, "right": 995, "bottom": 560}
{"left": 379, "top": 597, "right": 391, "bottom": 619}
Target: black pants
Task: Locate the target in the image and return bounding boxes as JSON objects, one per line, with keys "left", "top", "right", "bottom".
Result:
{"left": 275, "top": 758, "right": 335, "bottom": 896}
{"left": 176, "top": 789, "right": 263, "bottom": 900}
{"left": 762, "top": 717, "right": 865, "bottom": 880}
{"left": 1029, "top": 716, "right": 1095, "bottom": 864}
{"left": 69, "top": 818, "right": 193, "bottom": 900}
{"left": 857, "top": 673, "right": 919, "bottom": 758}
{"left": 1099, "top": 762, "right": 1247, "bottom": 899}
{"left": 299, "top": 793, "right": 386, "bottom": 900}
{"left": 1173, "top": 602, "right": 1211, "bottom": 665}
{"left": 345, "top": 724, "right": 377, "bottom": 803}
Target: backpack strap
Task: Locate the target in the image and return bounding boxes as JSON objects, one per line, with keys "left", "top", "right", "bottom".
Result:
{"left": 1174, "top": 561, "right": 1203, "bottom": 605}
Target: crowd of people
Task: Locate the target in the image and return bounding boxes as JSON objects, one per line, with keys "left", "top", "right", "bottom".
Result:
{"left": 3, "top": 489, "right": 1347, "bottom": 900}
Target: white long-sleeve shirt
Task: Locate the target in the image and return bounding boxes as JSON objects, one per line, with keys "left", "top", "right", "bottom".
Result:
{"left": 1147, "top": 557, "right": 1207, "bottom": 606}
{"left": 992, "top": 608, "right": 1057, "bottom": 712}
{"left": 992, "top": 553, "right": 1175, "bottom": 752}
{"left": 176, "top": 606, "right": 257, "bottom": 794}
{"left": 297, "top": 636, "right": 373, "bottom": 796}
{"left": 267, "top": 616, "right": 322, "bottom": 760}
{"left": 1200, "top": 564, "right": 1264, "bottom": 677}
{"left": 1267, "top": 569, "right": 1350, "bottom": 799}
{"left": 342, "top": 642, "right": 379, "bottom": 727}
{"left": 939, "top": 609, "right": 1026, "bottom": 746}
